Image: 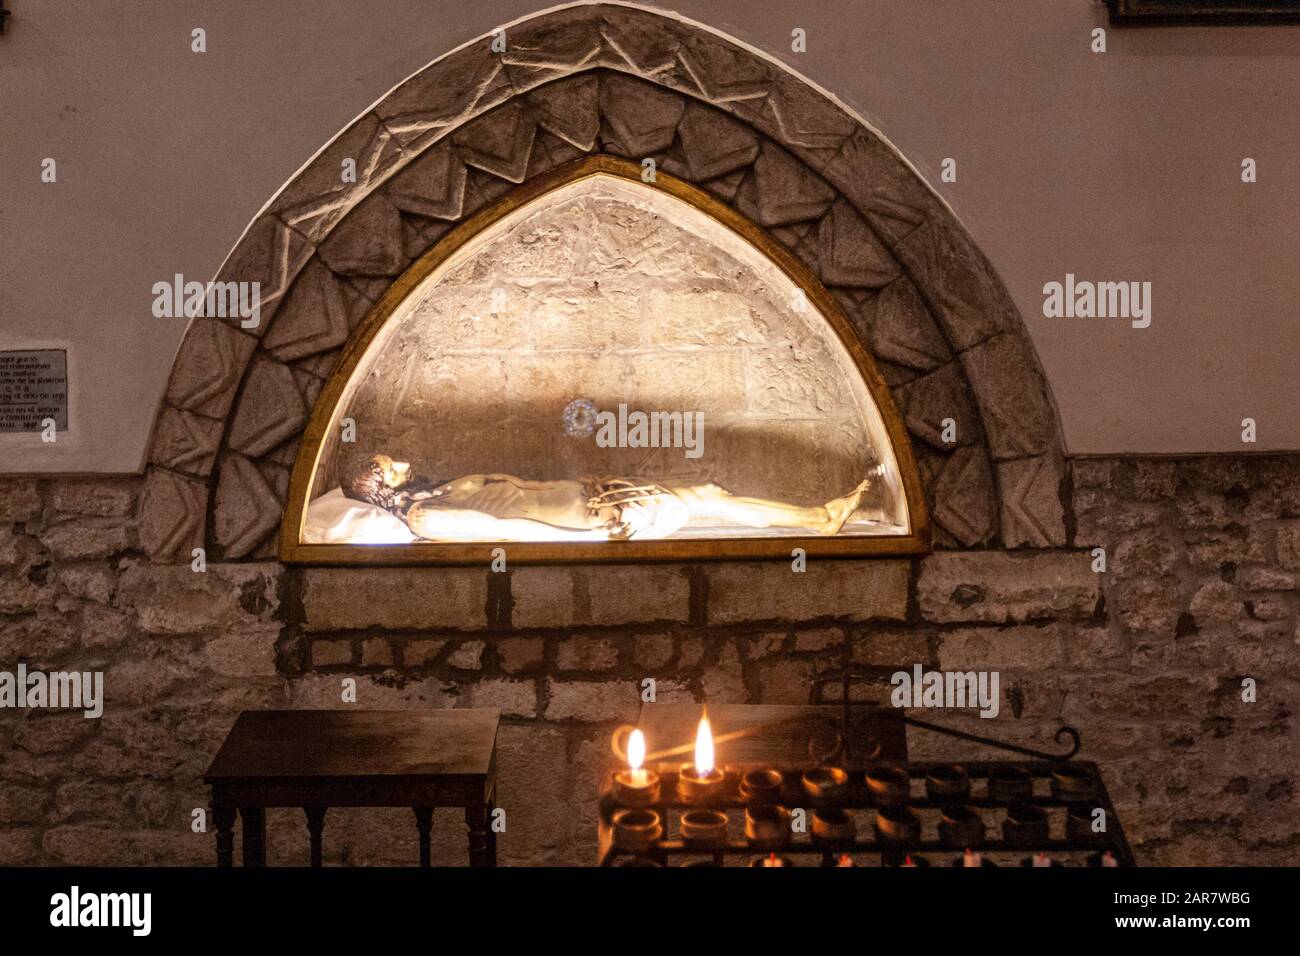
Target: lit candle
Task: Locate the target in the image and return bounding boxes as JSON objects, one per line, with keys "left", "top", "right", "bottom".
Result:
{"left": 962, "top": 849, "right": 982, "bottom": 868}
{"left": 628, "top": 729, "right": 647, "bottom": 786}
{"left": 612, "top": 728, "right": 660, "bottom": 806}
{"left": 1101, "top": 851, "right": 1118, "bottom": 868}
{"left": 677, "top": 710, "right": 726, "bottom": 801}
{"left": 1032, "top": 853, "right": 1052, "bottom": 867}
{"left": 696, "top": 713, "right": 714, "bottom": 773}
{"left": 835, "top": 854, "right": 854, "bottom": 867}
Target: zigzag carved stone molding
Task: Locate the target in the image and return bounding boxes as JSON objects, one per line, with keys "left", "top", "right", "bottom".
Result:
{"left": 142, "top": 5, "right": 1065, "bottom": 561}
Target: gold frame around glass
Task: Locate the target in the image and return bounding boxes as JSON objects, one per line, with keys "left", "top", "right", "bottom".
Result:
{"left": 279, "top": 155, "right": 930, "bottom": 565}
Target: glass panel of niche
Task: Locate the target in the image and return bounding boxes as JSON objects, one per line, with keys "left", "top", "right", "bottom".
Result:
{"left": 300, "top": 171, "right": 913, "bottom": 549}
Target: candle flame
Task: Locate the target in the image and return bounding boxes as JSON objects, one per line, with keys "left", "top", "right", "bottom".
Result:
{"left": 694, "top": 713, "right": 714, "bottom": 774}
{"left": 627, "top": 728, "right": 645, "bottom": 771}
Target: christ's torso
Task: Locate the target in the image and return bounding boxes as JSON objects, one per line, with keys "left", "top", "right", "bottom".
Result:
{"left": 430, "top": 475, "right": 594, "bottom": 528}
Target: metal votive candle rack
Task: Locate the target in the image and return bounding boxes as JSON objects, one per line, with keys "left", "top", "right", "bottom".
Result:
{"left": 599, "top": 758, "right": 1136, "bottom": 867}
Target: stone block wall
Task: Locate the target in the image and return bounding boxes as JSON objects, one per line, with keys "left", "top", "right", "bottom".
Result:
{"left": 1, "top": 454, "right": 1297, "bottom": 865}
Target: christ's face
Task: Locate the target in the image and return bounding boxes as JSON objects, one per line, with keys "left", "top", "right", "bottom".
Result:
{"left": 367, "top": 454, "right": 412, "bottom": 488}
{"left": 383, "top": 458, "right": 412, "bottom": 487}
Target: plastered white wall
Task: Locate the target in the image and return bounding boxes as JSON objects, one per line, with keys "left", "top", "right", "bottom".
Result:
{"left": 2, "top": 0, "right": 1297, "bottom": 472}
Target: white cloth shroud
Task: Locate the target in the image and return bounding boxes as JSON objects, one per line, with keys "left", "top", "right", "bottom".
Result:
{"left": 302, "top": 488, "right": 416, "bottom": 544}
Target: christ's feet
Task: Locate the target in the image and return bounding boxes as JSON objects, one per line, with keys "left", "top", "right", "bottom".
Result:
{"left": 820, "top": 476, "right": 873, "bottom": 535}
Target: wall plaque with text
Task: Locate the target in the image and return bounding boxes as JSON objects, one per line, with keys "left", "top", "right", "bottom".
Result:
{"left": 0, "top": 349, "right": 69, "bottom": 433}
{"left": 1108, "top": 0, "right": 1300, "bottom": 23}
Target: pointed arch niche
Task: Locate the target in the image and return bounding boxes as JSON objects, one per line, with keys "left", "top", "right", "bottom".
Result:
{"left": 144, "top": 5, "right": 1069, "bottom": 567}
{"left": 280, "top": 157, "right": 928, "bottom": 564}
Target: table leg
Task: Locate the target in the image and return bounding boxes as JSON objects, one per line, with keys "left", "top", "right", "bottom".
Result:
{"left": 465, "top": 804, "right": 488, "bottom": 868}
{"left": 413, "top": 807, "right": 433, "bottom": 868}
{"left": 240, "top": 807, "right": 267, "bottom": 867}
{"left": 304, "top": 807, "right": 327, "bottom": 868}
{"left": 214, "top": 808, "right": 236, "bottom": 868}
{"left": 485, "top": 798, "right": 498, "bottom": 867}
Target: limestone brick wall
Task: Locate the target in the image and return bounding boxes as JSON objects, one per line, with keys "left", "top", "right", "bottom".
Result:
{"left": 1, "top": 454, "right": 1296, "bottom": 865}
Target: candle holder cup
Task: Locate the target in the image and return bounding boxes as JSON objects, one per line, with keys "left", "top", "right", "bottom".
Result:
{"left": 937, "top": 804, "right": 984, "bottom": 848}
{"left": 811, "top": 807, "right": 857, "bottom": 845}
{"left": 865, "top": 764, "right": 911, "bottom": 804}
{"left": 801, "top": 766, "right": 848, "bottom": 801}
{"left": 1001, "top": 802, "right": 1050, "bottom": 847}
{"left": 744, "top": 804, "right": 792, "bottom": 849}
{"left": 612, "top": 768, "right": 661, "bottom": 807}
{"left": 988, "top": 764, "right": 1033, "bottom": 802}
{"left": 925, "top": 763, "right": 971, "bottom": 802}
{"left": 611, "top": 808, "right": 663, "bottom": 854}
{"left": 677, "top": 763, "right": 727, "bottom": 802}
{"left": 1066, "top": 804, "right": 1107, "bottom": 845}
{"left": 1051, "top": 764, "right": 1097, "bottom": 801}
{"left": 873, "top": 804, "right": 922, "bottom": 845}
{"left": 740, "top": 768, "right": 785, "bottom": 804}
{"left": 680, "top": 809, "right": 730, "bottom": 848}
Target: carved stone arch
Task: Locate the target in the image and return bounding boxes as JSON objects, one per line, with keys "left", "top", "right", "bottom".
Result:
{"left": 140, "top": 3, "right": 1066, "bottom": 562}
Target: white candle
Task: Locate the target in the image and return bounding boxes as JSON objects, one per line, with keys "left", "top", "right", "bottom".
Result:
{"left": 613, "top": 728, "right": 660, "bottom": 804}
{"left": 627, "top": 729, "right": 647, "bottom": 785}
{"left": 963, "top": 849, "right": 982, "bottom": 867}
{"left": 694, "top": 713, "right": 714, "bottom": 776}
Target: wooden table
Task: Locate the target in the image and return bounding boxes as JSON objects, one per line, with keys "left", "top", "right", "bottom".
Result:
{"left": 204, "top": 709, "right": 500, "bottom": 867}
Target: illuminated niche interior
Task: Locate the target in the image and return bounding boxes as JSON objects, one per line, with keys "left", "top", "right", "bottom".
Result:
{"left": 296, "top": 169, "right": 915, "bottom": 552}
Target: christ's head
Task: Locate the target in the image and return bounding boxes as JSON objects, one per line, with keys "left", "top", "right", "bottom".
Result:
{"left": 343, "top": 454, "right": 411, "bottom": 510}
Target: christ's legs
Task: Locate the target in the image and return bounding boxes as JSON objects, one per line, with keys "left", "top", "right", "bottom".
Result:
{"left": 667, "top": 480, "right": 871, "bottom": 535}
{"left": 678, "top": 486, "right": 827, "bottom": 528}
